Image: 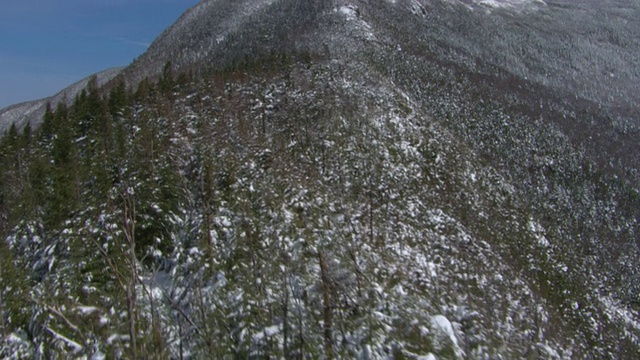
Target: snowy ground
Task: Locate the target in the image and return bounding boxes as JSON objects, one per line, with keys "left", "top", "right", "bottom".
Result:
{"left": 473, "top": 0, "right": 546, "bottom": 9}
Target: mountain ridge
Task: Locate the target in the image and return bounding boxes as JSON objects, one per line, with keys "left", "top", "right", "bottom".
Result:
{"left": 0, "top": 67, "right": 123, "bottom": 134}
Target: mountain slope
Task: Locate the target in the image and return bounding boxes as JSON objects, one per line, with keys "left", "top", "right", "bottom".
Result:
{"left": 123, "top": 0, "right": 640, "bottom": 179}
{"left": 1, "top": 0, "right": 639, "bottom": 358}
{"left": 0, "top": 68, "right": 123, "bottom": 134}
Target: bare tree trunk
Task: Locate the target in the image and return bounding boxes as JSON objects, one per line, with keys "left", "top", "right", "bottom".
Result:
{"left": 318, "top": 251, "right": 334, "bottom": 359}
{"left": 122, "top": 189, "right": 138, "bottom": 359}
{"left": 298, "top": 296, "right": 305, "bottom": 360}
{"left": 195, "top": 279, "right": 215, "bottom": 354}
{"left": 368, "top": 190, "right": 374, "bottom": 245}
{"left": 145, "top": 266, "right": 163, "bottom": 358}
{"left": 127, "top": 287, "right": 138, "bottom": 360}
{"left": 91, "top": 185, "right": 144, "bottom": 358}
{"left": 178, "top": 315, "right": 184, "bottom": 360}
{"left": 283, "top": 264, "right": 289, "bottom": 359}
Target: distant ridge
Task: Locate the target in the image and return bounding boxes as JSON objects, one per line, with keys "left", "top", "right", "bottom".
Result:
{"left": 0, "top": 67, "right": 123, "bottom": 134}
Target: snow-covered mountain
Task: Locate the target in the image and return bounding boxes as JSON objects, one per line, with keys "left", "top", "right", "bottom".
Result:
{"left": 0, "top": 68, "right": 123, "bottom": 134}
{"left": 1, "top": 0, "right": 639, "bottom": 358}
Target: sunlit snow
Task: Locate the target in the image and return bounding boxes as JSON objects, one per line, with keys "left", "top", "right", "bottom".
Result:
{"left": 474, "top": 0, "right": 546, "bottom": 9}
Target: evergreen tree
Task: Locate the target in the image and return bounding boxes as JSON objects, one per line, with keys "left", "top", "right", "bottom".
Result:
{"left": 21, "top": 122, "right": 31, "bottom": 148}
{"left": 158, "top": 61, "right": 175, "bottom": 95}
{"left": 47, "top": 103, "right": 78, "bottom": 228}
{"left": 0, "top": 124, "right": 24, "bottom": 223}
{"left": 0, "top": 239, "right": 31, "bottom": 332}
{"left": 39, "top": 102, "right": 56, "bottom": 143}
{"left": 109, "top": 76, "right": 129, "bottom": 118}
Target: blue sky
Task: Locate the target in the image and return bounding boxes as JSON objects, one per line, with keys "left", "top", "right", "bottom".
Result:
{"left": 0, "top": 0, "right": 200, "bottom": 109}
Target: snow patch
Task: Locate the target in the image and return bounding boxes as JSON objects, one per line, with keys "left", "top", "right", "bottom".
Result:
{"left": 528, "top": 219, "right": 550, "bottom": 247}
{"left": 77, "top": 306, "right": 100, "bottom": 316}
{"left": 334, "top": 4, "right": 377, "bottom": 41}
{"left": 7, "top": 333, "right": 27, "bottom": 344}
{"left": 91, "top": 351, "right": 107, "bottom": 360}
{"left": 473, "top": 0, "right": 546, "bottom": 10}
{"left": 107, "top": 334, "right": 130, "bottom": 345}
{"left": 45, "top": 326, "right": 83, "bottom": 353}
{"left": 339, "top": 6, "right": 357, "bottom": 18}
{"left": 431, "top": 315, "right": 458, "bottom": 347}
{"left": 598, "top": 294, "right": 640, "bottom": 345}
{"left": 417, "top": 354, "right": 437, "bottom": 360}
{"left": 536, "top": 343, "right": 562, "bottom": 359}
{"left": 252, "top": 324, "right": 281, "bottom": 343}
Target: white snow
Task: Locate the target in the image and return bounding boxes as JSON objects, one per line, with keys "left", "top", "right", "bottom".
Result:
{"left": 44, "top": 326, "right": 83, "bottom": 353}
{"left": 417, "top": 354, "right": 437, "bottom": 360}
{"left": 334, "top": 4, "right": 377, "bottom": 41}
{"left": 91, "top": 351, "right": 107, "bottom": 360}
{"left": 598, "top": 294, "right": 640, "bottom": 345}
{"left": 252, "top": 324, "right": 281, "bottom": 342}
{"left": 339, "top": 6, "right": 357, "bottom": 18}
{"left": 7, "top": 333, "right": 26, "bottom": 344}
{"left": 77, "top": 306, "right": 100, "bottom": 316}
{"left": 528, "top": 219, "right": 550, "bottom": 247}
{"left": 474, "top": 0, "right": 546, "bottom": 10}
{"left": 264, "top": 324, "right": 280, "bottom": 337}
{"left": 536, "top": 342, "right": 561, "bottom": 358}
{"left": 431, "top": 315, "right": 458, "bottom": 347}
{"left": 107, "top": 334, "right": 130, "bottom": 345}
